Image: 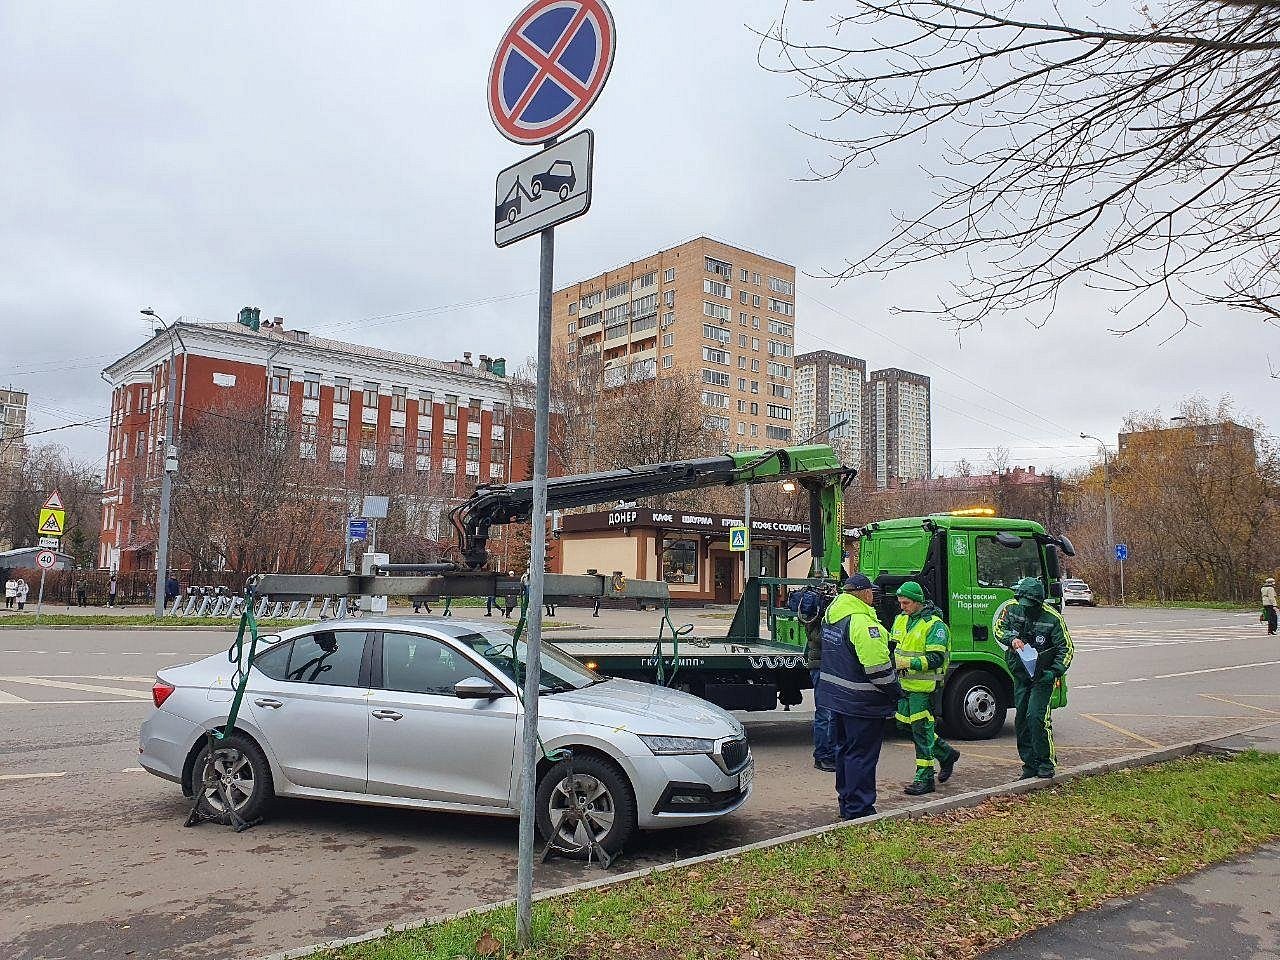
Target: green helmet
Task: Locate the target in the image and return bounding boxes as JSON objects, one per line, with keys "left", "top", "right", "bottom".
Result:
{"left": 1013, "top": 577, "right": 1045, "bottom": 602}
{"left": 896, "top": 581, "right": 926, "bottom": 604}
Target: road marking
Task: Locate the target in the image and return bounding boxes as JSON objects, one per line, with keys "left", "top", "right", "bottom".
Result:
{"left": 0, "top": 771, "right": 66, "bottom": 781}
{"left": 0, "top": 677, "right": 152, "bottom": 699}
{"left": 42, "top": 675, "right": 154, "bottom": 683}
{"left": 1080, "top": 713, "right": 1163, "bottom": 748}
{"left": 1154, "top": 660, "right": 1280, "bottom": 680}
{"left": 122, "top": 766, "right": 145, "bottom": 773}
{"left": 0, "top": 699, "right": 141, "bottom": 705}
{"left": 1198, "top": 694, "right": 1280, "bottom": 717}
{"left": 0, "top": 688, "right": 30, "bottom": 703}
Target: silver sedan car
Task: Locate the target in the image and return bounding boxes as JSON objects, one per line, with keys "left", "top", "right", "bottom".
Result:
{"left": 140, "top": 618, "right": 752, "bottom": 856}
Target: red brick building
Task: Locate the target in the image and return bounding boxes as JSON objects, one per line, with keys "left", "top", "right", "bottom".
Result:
{"left": 100, "top": 318, "right": 533, "bottom": 573}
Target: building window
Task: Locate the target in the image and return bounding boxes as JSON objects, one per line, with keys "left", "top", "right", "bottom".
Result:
{"left": 768, "top": 298, "right": 795, "bottom": 316}
{"left": 466, "top": 437, "right": 480, "bottom": 462}
{"left": 750, "top": 402, "right": 759, "bottom": 415}
{"left": 751, "top": 381, "right": 760, "bottom": 394}
{"left": 303, "top": 373, "right": 321, "bottom": 400}
{"left": 738, "top": 334, "right": 747, "bottom": 347}
{"left": 468, "top": 397, "right": 482, "bottom": 419}
{"left": 138, "top": 386, "right": 150, "bottom": 413}
{"left": 332, "top": 423, "right": 348, "bottom": 446}
{"left": 769, "top": 319, "right": 794, "bottom": 337}
{"left": 767, "top": 361, "right": 792, "bottom": 379}
{"left": 739, "top": 312, "right": 748, "bottom": 327}
{"left": 751, "top": 337, "right": 760, "bottom": 351}
{"left": 418, "top": 390, "right": 433, "bottom": 414}
{"left": 752, "top": 315, "right": 761, "bottom": 329}
{"left": 135, "top": 432, "right": 146, "bottom": 457}
{"left": 705, "top": 256, "right": 732, "bottom": 279}
{"left": 662, "top": 355, "right": 674, "bottom": 369}
{"left": 494, "top": 401, "right": 506, "bottom": 420}
{"left": 580, "top": 290, "right": 602, "bottom": 310}
{"left": 738, "top": 377, "right": 747, "bottom": 391}
{"left": 363, "top": 382, "right": 379, "bottom": 407}
{"left": 740, "top": 268, "right": 750, "bottom": 283}
{"left": 334, "top": 377, "right": 350, "bottom": 404}
{"left": 492, "top": 438, "right": 505, "bottom": 465}
{"left": 664, "top": 267, "right": 676, "bottom": 283}
{"left": 391, "top": 385, "right": 407, "bottom": 412}
{"left": 753, "top": 295, "right": 763, "bottom": 308}
{"left": 770, "top": 383, "right": 792, "bottom": 399}
{"left": 702, "top": 323, "right": 731, "bottom": 344}
{"left": 768, "top": 277, "right": 796, "bottom": 295}
{"left": 271, "top": 367, "right": 290, "bottom": 395}
{"left": 445, "top": 394, "right": 459, "bottom": 418}
{"left": 361, "top": 424, "right": 377, "bottom": 450}
{"left": 606, "top": 279, "right": 630, "bottom": 300}
{"left": 703, "top": 369, "right": 731, "bottom": 387}
{"left": 416, "top": 429, "right": 431, "bottom": 455}
{"left": 766, "top": 425, "right": 791, "bottom": 441}
{"left": 702, "top": 346, "right": 730, "bottom": 365}
{"left": 703, "top": 278, "right": 731, "bottom": 299}
{"left": 390, "top": 425, "right": 405, "bottom": 452}
{"left": 738, "top": 421, "right": 746, "bottom": 435}
{"left": 739, "top": 290, "right": 748, "bottom": 304}
{"left": 301, "top": 415, "right": 318, "bottom": 443}
{"left": 751, "top": 358, "right": 760, "bottom": 372}
{"left": 768, "top": 404, "right": 792, "bottom": 420}
{"left": 702, "top": 391, "right": 729, "bottom": 408}
{"left": 442, "top": 434, "right": 457, "bottom": 459}
{"left": 739, "top": 355, "right": 748, "bottom": 370}
{"left": 633, "top": 271, "right": 657, "bottom": 291}
{"left": 664, "top": 290, "right": 675, "bottom": 308}
{"left": 752, "top": 272, "right": 761, "bottom": 285}
{"left": 662, "top": 332, "right": 675, "bottom": 348}
{"left": 663, "top": 540, "right": 699, "bottom": 584}
{"left": 738, "top": 399, "right": 747, "bottom": 413}
{"left": 752, "top": 423, "right": 759, "bottom": 437}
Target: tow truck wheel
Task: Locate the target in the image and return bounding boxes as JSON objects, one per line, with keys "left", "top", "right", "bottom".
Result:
{"left": 191, "top": 732, "right": 274, "bottom": 824}
{"left": 536, "top": 755, "right": 636, "bottom": 858}
{"left": 941, "top": 669, "right": 1007, "bottom": 740}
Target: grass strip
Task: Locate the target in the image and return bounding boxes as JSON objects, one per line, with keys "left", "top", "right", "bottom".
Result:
{"left": 311, "top": 753, "right": 1280, "bottom": 960}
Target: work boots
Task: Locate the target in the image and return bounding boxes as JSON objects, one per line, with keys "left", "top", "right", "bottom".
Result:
{"left": 903, "top": 775, "right": 935, "bottom": 796}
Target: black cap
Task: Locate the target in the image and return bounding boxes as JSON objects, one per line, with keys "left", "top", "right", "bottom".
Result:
{"left": 843, "top": 573, "right": 874, "bottom": 591}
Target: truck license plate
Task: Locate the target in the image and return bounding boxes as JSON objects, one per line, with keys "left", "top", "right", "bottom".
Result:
{"left": 739, "top": 760, "right": 754, "bottom": 792}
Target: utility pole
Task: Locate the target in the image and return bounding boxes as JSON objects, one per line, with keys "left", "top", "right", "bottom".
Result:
{"left": 1081, "top": 433, "right": 1116, "bottom": 604}
{"left": 742, "top": 484, "right": 751, "bottom": 594}
{"left": 143, "top": 309, "right": 180, "bottom": 618}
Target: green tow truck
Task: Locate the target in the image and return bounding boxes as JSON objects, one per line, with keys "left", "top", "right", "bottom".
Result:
{"left": 253, "top": 443, "right": 1075, "bottom": 739}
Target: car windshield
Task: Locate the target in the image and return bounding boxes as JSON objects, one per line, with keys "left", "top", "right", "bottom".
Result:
{"left": 453, "top": 629, "right": 600, "bottom": 694}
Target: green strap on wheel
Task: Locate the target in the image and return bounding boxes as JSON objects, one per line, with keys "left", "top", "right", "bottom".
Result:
{"left": 212, "top": 588, "right": 261, "bottom": 742}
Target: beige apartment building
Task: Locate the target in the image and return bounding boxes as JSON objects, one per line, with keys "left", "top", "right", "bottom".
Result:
{"left": 551, "top": 237, "right": 797, "bottom": 450}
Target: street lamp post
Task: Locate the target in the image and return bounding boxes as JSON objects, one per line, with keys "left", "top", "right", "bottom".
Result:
{"left": 142, "top": 309, "right": 180, "bottom": 618}
{"left": 1080, "top": 432, "right": 1117, "bottom": 604}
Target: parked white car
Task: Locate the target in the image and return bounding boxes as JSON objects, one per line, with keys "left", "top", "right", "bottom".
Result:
{"left": 1063, "top": 579, "right": 1096, "bottom": 606}
{"left": 139, "top": 618, "right": 752, "bottom": 856}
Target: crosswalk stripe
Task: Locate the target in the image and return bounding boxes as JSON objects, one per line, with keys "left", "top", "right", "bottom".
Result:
{"left": 0, "top": 689, "right": 30, "bottom": 704}
{"left": 0, "top": 772, "right": 65, "bottom": 781}
{"left": 0, "top": 677, "right": 152, "bottom": 699}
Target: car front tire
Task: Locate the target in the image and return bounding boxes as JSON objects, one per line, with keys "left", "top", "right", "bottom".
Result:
{"left": 535, "top": 754, "right": 637, "bottom": 858}
{"left": 191, "top": 732, "right": 274, "bottom": 824}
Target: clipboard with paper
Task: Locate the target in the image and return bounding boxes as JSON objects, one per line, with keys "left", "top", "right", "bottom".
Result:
{"left": 1017, "top": 644, "right": 1039, "bottom": 677}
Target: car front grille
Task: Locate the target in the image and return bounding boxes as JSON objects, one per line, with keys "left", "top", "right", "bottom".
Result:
{"left": 719, "top": 737, "right": 749, "bottom": 773}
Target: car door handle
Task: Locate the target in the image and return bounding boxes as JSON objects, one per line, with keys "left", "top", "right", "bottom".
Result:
{"left": 372, "top": 709, "right": 403, "bottom": 721}
{"left": 254, "top": 698, "right": 283, "bottom": 709}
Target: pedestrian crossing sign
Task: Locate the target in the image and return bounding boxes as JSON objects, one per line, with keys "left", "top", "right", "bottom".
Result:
{"left": 38, "top": 508, "right": 65, "bottom": 536}
{"left": 729, "top": 525, "right": 749, "bottom": 552}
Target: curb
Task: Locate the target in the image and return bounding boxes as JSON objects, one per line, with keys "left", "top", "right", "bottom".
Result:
{"left": 248, "top": 720, "right": 1280, "bottom": 960}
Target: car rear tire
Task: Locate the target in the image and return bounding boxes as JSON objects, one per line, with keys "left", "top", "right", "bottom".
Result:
{"left": 558, "top": 184, "right": 571, "bottom": 201}
{"left": 535, "top": 754, "right": 636, "bottom": 859}
{"left": 531, "top": 180, "right": 543, "bottom": 199}
{"left": 191, "top": 732, "right": 274, "bottom": 824}
{"left": 941, "top": 669, "right": 1007, "bottom": 740}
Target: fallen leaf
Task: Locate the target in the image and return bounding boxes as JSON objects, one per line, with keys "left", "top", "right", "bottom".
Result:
{"left": 475, "top": 929, "right": 501, "bottom": 957}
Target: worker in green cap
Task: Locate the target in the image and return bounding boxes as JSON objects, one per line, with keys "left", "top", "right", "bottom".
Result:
{"left": 995, "top": 577, "right": 1074, "bottom": 778}
{"left": 890, "top": 581, "right": 959, "bottom": 795}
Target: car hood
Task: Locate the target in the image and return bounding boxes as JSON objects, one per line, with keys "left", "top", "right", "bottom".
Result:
{"left": 539, "top": 678, "right": 744, "bottom": 738}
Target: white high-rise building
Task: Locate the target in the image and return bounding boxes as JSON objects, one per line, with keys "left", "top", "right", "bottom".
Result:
{"left": 794, "top": 351, "right": 866, "bottom": 471}
{"left": 864, "top": 368, "right": 931, "bottom": 487}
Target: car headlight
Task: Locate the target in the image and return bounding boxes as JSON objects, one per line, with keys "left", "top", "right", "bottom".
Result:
{"left": 638, "top": 735, "right": 716, "bottom": 756}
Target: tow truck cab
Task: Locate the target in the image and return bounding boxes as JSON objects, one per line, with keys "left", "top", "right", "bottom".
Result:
{"left": 855, "top": 515, "right": 1075, "bottom": 739}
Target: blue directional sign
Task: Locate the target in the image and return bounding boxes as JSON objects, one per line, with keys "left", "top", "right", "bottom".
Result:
{"left": 348, "top": 518, "right": 369, "bottom": 542}
{"left": 1115, "top": 543, "right": 1129, "bottom": 561}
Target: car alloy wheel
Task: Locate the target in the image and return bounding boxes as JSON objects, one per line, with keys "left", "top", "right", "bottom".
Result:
{"left": 558, "top": 184, "right": 571, "bottom": 201}
{"left": 198, "top": 747, "right": 255, "bottom": 814}
{"left": 548, "top": 773, "right": 615, "bottom": 849}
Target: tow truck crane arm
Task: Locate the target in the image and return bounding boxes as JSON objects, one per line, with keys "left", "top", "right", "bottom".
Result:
{"left": 450, "top": 444, "right": 855, "bottom": 572}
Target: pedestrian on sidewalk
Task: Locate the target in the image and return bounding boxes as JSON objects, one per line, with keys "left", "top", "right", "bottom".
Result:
{"left": 816, "top": 573, "right": 902, "bottom": 820}
{"left": 4, "top": 577, "right": 16, "bottom": 609}
{"left": 108, "top": 576, "right": 118, "bottom": 607}
{"left": 75, "top": 576, "right": 88, "bottom": 607}
{"left": 16, "top": 578, "right": 29, "bottom": 611}
{"left": 801, "top": 585, "right": 837, "bottom": 772}
{"left": 890, "top": 581, "right": 960, "bottom": 795}
{"left": 1262, "top": 577, "right": 1277, "bottom": 636}
{"left": 995, "top": 577, "right": 1074, "bottom": 779}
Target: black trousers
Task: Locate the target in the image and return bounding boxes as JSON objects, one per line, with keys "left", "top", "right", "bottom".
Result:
{"left": 1265, "top": 605, "right": 1277, "bottom": 635}
{"left": 833, "top": 711, "right": 885, "bottom": 819}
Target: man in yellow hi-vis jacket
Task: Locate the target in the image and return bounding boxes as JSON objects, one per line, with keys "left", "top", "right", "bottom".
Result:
{"left": 891, "top": 581, "right": 960, "bottom": 796}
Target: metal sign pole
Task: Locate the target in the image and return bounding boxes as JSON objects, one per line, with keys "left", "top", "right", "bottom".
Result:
{"left": 742, "top": 485, "right": 751, "bottom": 594}
{"left": 516, "top": 193, "right": 556, "bottom": 948}
{"left": 36, "top": 567, "right": 46, "bottom": 621}
{"left": 1120, "top": 556, "right": 1125, "bottom": 606}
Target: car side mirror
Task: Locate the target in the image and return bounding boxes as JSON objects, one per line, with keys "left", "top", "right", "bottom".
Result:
{"left": 1048, "top": 581, "right": 1063, "bottom": 599}
{"left": 455, "top": 676, "right": 502, "bottom": 700}
{"left": 995, "top": 531, "right": 1023, "bottom": 549}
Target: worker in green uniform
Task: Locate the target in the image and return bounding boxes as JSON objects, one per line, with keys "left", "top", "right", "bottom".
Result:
{"left": 995, "top": 577, "right": 1074, "bottom": 778}
{"left": 890, "top": 581, "right": 960, "bottom": 796}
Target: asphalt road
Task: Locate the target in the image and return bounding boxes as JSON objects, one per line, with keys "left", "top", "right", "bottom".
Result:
{"left": 1, "top": 606, "right": 1277, "bottom": 960}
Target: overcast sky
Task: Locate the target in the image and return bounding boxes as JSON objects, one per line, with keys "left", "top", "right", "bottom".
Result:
{"left": 2, "top": 0, "right": 1273, "bottom": 478}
